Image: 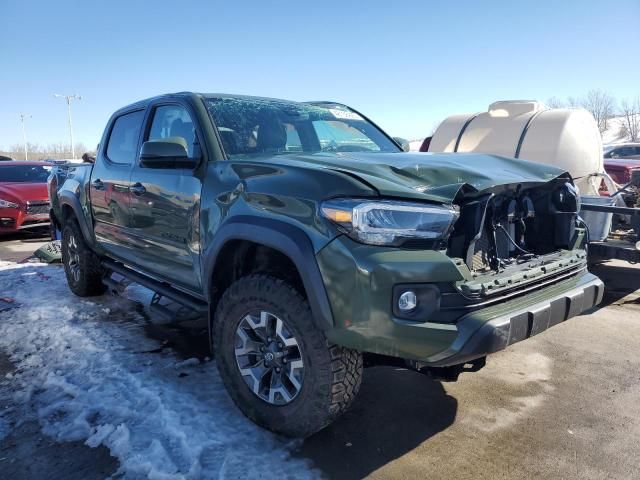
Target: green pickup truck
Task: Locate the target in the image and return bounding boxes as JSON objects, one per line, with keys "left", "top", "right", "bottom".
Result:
{"left": 49, "top": 92, "right": 603, "bottom": 437}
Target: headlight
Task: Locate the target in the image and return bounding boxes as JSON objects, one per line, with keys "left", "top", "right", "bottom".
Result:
{"left": 321, "top": 199, "right": 459, "bottom": 247}
{"left": 0, "top": 198, "right": 19, "bottom": 209}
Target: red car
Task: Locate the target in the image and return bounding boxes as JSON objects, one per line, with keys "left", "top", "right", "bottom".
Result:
{"left": 604, "top": 156, "right": 640, "bottom": 185}
{"left": 0, "top": 161, "right": 52, "bottom": 235}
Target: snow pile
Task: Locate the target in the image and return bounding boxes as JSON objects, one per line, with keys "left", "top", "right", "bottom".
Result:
{"left": 409, "top": 139, "right": 425, "bottom": 152}
{"left": 601, "top": 115, "right": 638, "bottom": 146}
{"left": 0, "top": 263, "right": 317, "bottom": 479}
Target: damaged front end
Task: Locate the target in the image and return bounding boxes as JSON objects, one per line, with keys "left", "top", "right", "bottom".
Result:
{"left": 447, "top": 176, "right": 587, "bottom": 289}
{"left": 404, "top": 176, "right": 592, "bottom": 380}
{"left": 316, "top": 157, "right": 601, "bottom": 380}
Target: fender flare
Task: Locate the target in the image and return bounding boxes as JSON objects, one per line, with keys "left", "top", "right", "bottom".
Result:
{"left": 58, "top": 191, "right": 95, "bottom": 246}
{"left": 203, "top": 216, "right": 334, "bottom": 332}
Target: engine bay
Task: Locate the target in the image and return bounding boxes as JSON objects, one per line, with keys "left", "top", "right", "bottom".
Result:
{"left": 448, "top": 179, "right": 583, "bottom": 273}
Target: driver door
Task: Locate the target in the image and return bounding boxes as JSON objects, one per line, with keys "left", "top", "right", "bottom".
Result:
{"left": 127, "top": 103, "right": 203, "bottom": 291}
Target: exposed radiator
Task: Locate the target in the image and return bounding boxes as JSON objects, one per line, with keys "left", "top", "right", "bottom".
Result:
{"left": 471, "top": 228, "right": 491, "bottom": 271}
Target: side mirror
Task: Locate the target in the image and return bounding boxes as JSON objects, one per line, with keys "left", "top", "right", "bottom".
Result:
{"left": 139, "top": 138, "right": 198, "bottom": 169}
{"left": 393, "top": 137, "right": 411, "bottom": 152}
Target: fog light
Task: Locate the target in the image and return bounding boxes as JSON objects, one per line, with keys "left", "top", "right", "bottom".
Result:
{"left": 398, "top": 291, "right": 417, "bottom": 312}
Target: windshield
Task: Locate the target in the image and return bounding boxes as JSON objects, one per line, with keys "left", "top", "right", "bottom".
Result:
{"left": 0, "top": 164, "right": 52, "bottom": 183}
{"left": 205, "top": 97, "right": 400, "bottom": 157}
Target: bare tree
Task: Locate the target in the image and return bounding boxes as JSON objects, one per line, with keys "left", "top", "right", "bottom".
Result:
{"left": 619, "top": 97, "right": 640, "bottom": 142}
{"left": 546, "top": 97, "right": 566, "bottom": 108}
{"left": 580, "top": 89, "right": 616, "bottom": 134}
{"left": 547, "top": 95, "right": 586, "bottom": 109}
{"left": 0, "top": 142, "right": 91, "bottom": 161}
{"left": 566, "top": 96, "right": 581, "bottom": 108}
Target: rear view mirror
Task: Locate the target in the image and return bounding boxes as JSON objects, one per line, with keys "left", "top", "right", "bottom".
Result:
{"left": 393, "top": 137, "right": 411, "bottom": 152}
{"left": 139, "top": 138, "right": 198, "bottom": 169}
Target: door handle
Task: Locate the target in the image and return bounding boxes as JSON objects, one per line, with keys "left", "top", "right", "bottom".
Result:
{"left": 91, "top": 179, "right": 104, "bottom": 190}
{"left": 129, "top": 183, "right": 146, "bottom": 196}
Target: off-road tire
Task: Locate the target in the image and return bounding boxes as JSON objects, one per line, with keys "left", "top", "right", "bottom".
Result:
{"left": 61, "top": 219, "right": 106, "bottom": 297}
{"left": 213, "top": 274, "right": 363, "bottom": 437}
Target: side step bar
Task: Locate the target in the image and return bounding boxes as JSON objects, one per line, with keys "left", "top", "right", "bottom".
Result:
{"left": 102, "top": 259, "right": 208, "bottom": 313}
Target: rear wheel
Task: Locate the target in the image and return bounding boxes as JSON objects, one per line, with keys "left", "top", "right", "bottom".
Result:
{"left": 61, "top": 219, "right": 106, "bottom": 296}
{"left": 213, "top": 274, "right": 363, "bottom": 437}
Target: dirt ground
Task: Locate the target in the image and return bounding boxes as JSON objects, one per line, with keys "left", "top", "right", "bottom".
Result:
{"left": 0, "top": 233, "right": 639, "bottom": 479}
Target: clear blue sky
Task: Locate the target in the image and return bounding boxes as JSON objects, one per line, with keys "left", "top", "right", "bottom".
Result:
{"left": 1, "top": 0, "right": 639, "bottom": 150}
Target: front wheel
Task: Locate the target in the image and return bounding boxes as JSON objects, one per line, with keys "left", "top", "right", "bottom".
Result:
{"left": 213, "top": 274, "right": 363, "bottom": 437}
{"left": 61, "top": 219, "right": 106, "bottom": 296}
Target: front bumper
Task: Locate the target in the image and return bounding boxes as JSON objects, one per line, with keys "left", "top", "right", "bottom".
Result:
{"left": 0, "top": 208, "right": 49, "bottom": 233}
{"left": 425, "top": 272, "right": 603, "bottom": 366}
{"left": 317, "top": 236, "right": 603, "bottom": 365}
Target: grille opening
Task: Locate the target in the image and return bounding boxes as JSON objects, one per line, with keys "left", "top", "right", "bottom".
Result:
{"left": 447, "top": 179, "right": 580, "bottom": 273}
{"left": 26, "top": 201, "right": 50, "bottom": 215}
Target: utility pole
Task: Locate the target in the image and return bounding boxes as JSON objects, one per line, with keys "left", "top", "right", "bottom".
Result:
{"left": 53, "top": 94, "right": 81, "bottom": 159}
{"left": 19, "top": 113, "right": 32, "bottom": 160}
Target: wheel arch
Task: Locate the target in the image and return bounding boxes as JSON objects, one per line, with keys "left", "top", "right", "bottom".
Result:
{"left": 58, "top": 191, "right": 95, "bottom": 247}
{"left": 203, "top": 216, "right": 334, "bottom": 333}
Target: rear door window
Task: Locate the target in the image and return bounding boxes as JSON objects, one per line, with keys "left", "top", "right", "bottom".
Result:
{"left": 106, "top": 110, "right": 145, "bottom": 164}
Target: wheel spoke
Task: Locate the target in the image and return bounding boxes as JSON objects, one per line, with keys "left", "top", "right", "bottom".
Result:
{"left": 239, "top": 363, "right": 266, "bottom": 395}
{"left": 235, "top": 326, "right": 262, "bottom": 357}
{"left": 286, "top": 359, "right": 304, "bottom": 391}
{"left": 275, "top": 317, "right": 299, "bottom": 347}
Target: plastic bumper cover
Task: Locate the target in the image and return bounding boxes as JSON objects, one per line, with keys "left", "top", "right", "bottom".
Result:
{"left": 426, "top": 272, "right": 604, "bottom": 366}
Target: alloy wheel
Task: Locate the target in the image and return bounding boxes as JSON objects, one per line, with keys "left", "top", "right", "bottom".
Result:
{"left": 234, "top": 310, "right": 304, "bottom": 405}
{"left": 66, "top": 233, "right": 81, "bottom": 283}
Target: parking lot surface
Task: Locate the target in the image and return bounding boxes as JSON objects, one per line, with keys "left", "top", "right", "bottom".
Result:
{"left": 0, "top": 232, "right": 49, "bottom": 262}
{"left": 0, "top": 235, "right": 638, "bottom": 479}
{"left": 301, "top": 262, "right": 640, "bottom": 479}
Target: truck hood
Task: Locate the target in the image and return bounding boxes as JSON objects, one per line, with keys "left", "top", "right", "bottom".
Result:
{"left": 262, "top": 152, "right": 569, "bottom": 204}
{"left": 0, "top": 182, "right": 48, "bottom": 204}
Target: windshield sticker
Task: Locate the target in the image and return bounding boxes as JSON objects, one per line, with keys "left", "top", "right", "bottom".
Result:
{"left": 329, "top": 108, "right": 363, "bottom": 121}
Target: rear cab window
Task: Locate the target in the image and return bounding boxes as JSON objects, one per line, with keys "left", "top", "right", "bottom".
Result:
{"left": 106, "top": 110, "right": 145, "bottom": 164}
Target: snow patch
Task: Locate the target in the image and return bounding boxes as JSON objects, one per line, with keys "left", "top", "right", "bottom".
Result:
{"left": 0, "top": 416, "right": 9, "bottom": 441}
{"left": 174, "top": 358, "right": 200, "bottom": 369}
{"left": 0, "top": 263, "right": 317, "bottom": 479}
{"left": 601, "top": 115, "right": 639, "bottom": 145}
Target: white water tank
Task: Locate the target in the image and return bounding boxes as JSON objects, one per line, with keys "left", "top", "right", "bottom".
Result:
{"left": 429, "top": 100, "right": 604, "bottom": 194}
